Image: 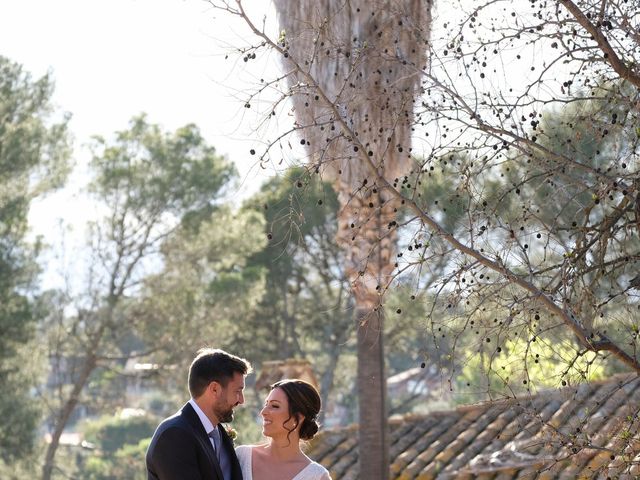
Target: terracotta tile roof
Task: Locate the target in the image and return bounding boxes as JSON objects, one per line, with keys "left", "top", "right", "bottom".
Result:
{"left": 307, "top": 374, "right": 640, "bottom": 479}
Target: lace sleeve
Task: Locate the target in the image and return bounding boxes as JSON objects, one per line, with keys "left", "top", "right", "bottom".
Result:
{"left": 234, "top": 445, "right": 252, "bottom": 480}
{"left": 299, "top": 462, "right": 332, "bottom": 480}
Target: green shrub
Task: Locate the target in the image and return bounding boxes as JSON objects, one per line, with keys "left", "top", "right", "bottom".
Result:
{"left": 82, "top": 413, "right": 156, "bottom": 454}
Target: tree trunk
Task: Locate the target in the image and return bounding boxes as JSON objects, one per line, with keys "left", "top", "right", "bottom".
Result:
{"left": 318, "top": 297, "right": 352, "bottom": 424}
{"left": 270, "top": 2, "right": 432, "bottom": 478}
{"left": 356, "top": 304, "right": 388, "bottom": 480}
{"left": 342, "top": 190, "right": 396, "bottom": 480}
{"left": 42, "top": 354, "right": 96, "bottom": 480}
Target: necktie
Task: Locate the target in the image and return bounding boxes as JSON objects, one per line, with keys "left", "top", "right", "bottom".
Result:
{"left": 209, "top": 427, "right": 221, "bottom": 460}
{"left": 209, "top": 426, "right": 231, "bottom": 480}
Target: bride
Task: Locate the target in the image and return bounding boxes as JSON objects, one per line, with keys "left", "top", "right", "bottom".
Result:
{"left": 235, "top": 379, "right": 331, "bottom": 480}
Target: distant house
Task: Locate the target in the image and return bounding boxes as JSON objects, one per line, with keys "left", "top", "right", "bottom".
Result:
{"left": 307, "top": 374, "right": 640, "bottom": 479}
{"left": 122, "top": 357, "right": 162, "bottom": 398}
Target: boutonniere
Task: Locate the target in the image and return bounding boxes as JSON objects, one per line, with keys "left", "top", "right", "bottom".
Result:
{"left": 225, "top": 425, "right": 238, "bottom": 444}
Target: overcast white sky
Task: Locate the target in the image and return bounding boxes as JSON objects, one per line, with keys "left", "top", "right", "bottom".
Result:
{"left": 0, "top": 0, "right": 469, "bottom": 290}
{"left": 2, "top": 0, "right": 282, "bottom": 163}
{"left": 0, "top": 0, "right": 279, "bottom": 234}
{"left": 0, "top": 0, "right": 286, "bottom": 288}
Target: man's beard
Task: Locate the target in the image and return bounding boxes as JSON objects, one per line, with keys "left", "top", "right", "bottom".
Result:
{"left": 216, "top": 404, "right": 235, "bottom": 423}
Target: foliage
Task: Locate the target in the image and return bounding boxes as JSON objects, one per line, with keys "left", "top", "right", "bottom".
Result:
{"left": 89, "top": 115, "right": 235, "bottom": 223}
{"left": 218, "top": 0, "right": 640, "bottom": 383}
{"left": 457, "top": 336, "right": 606, "bottom": 403}
{"left": 242, "top": 167, "right": 343, "bottom": 356}
{"left": 83, "top": 438, "right": 149, "bottom": 480}
{"left": 136, "top": 203, "right": 267, "bottom": 366}
{"left": 39, "top": 115, "right": 256, "bottom": 479}
{"left": 0, "top": 55, "right": 71, "bottom": 464}
{"left": 209, "top": 0, "right": 640, "bottom": 475}
{"left": 239, "top": 168, "right": 353, "bottom": 414}
{"left": 0, "top": 457, "right": 39, "bottom": 480}
{"left": 81, "top": 413, "right": 156, "bottom": 454}
{"left": 79, "top": 414, "right": 153, "bottom": 480}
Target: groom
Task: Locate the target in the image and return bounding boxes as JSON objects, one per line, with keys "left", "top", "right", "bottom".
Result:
{"left": 146, "top": 348, "right": 252, "bottom": 480}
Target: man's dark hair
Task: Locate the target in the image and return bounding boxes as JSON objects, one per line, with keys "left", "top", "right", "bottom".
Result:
{"left": 188, "top": 348, "right": 252, "bottom": 398}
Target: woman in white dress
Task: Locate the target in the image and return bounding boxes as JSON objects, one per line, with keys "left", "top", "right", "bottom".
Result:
{"left": 235, "top": 379, "right": 332, "bottom": 480}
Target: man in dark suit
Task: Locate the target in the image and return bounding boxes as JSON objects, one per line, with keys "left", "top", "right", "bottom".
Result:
{"left": 146, "top": 348, "right": 252, "bottom": 480}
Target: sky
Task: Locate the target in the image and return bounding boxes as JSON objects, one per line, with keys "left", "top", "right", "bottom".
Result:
{"left": 0, "top": 0, "right": 279, "bottom": 167}
{"left": 0, "top": 0, "right": 475, "bottom": 290}
{"left": 0, "top": 0, "right": 283, "bottom": 288}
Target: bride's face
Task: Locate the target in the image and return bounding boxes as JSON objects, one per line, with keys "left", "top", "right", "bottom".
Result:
{"left": 260, "top": 387, "right": 298, "bottom": 439}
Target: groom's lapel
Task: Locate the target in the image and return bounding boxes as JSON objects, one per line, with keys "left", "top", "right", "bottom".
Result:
{"left": 219, "top": 426, "right": 242, "bottom": 479}
{"left": 219, "top": 426, "right": 233, "bottom": 451}
{"left": 182, "top": 403, "right": 225, "bottom": 480}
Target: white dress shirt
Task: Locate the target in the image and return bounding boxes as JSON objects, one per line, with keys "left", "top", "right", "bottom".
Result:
{"left": 188, "top": 398, "right": 218, "bottom": 451}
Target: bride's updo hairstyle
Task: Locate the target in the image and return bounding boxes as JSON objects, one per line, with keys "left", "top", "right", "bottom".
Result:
{"left": 271, "top": 379, "right": 321, "bottom": 441}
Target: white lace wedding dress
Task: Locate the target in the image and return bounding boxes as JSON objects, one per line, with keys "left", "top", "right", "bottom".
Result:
{"left": 235, "top": 445, "right": 331, "bottom": 480}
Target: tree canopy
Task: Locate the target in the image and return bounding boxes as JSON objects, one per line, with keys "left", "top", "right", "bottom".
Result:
{"left": 0, "top": 55, "right": 71, "bottom": 466}
{"left": 39, "top": 115, "right": 263, "bottom": 480}
{"left": 209, "top": 0, "right": 640, "bottom": 475}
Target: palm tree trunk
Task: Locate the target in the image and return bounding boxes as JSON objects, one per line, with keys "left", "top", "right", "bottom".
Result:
{"left": 356, "top": 304, "right": 389, "bottom": 479}
{"left": 341, "top": 189, "right": 397, "bottom": 479}
{"left": 271, "top": 2, "right": 432, "bottom": 478}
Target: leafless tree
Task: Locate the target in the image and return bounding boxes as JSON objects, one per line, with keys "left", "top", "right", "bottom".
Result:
{"left": 210, "top": 0, "right": 640, "bottom": 476}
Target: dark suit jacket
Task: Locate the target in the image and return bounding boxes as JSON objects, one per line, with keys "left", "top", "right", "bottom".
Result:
{"left": 146, "top": 402, "right": 243, "bottom": 480}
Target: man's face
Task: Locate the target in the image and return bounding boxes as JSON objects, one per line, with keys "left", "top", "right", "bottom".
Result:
{"left": 212, "top": 372, "right": 245, "bottom": 424}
